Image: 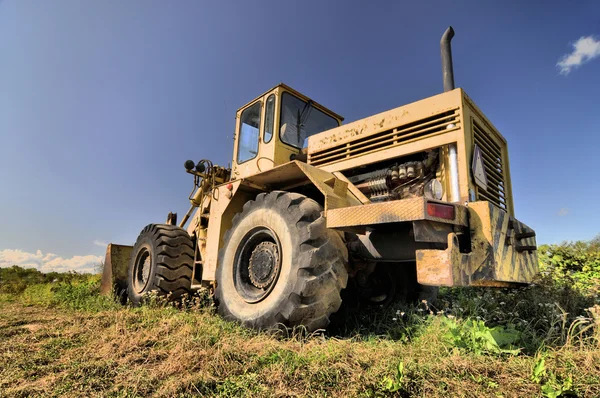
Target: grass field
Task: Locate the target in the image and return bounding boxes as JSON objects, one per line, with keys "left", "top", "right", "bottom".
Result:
{"left": 0, "top": 240, "right": 599, "bottom": 397}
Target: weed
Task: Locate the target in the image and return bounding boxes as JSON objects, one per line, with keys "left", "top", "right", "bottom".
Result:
{"left": 531, "top": 354, "right": 577, "bottom": 398}
{"left": 531, "top": 355, "right": 547, "bottom": 383}
{"left": 381, "top": 361, "right": 405, "bottom": 393}
{"left": 440, "top": 317, "right": 521, "bottom": 355}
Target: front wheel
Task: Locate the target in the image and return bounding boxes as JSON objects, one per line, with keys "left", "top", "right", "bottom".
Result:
{"left": 216, "top": 191, "right": 348, "bottom": 332}
{"left": 127, "top": 224, "right": 194, "bottom": 305}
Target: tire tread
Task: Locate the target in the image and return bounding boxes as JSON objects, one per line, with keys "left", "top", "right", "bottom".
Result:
{"left": 216, "top": 191, "right": 348, "bottom": 332}
{"left": 128, "top": 223, "right": 194, "bottom": 305}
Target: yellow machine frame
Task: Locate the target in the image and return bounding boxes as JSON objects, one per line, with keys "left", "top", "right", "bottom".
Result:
{"left": 101, "top": 27, "right": 537, "bottom": 305}
{"left": 176, "top": 86, "right": 535, "bottom": 288}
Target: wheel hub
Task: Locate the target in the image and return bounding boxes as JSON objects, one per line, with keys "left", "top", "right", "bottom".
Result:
{"left": 141, "top": 256, "right": 150, "bottom": 284}
{"left": 133, "top": 248, "right": 152, "bottom": 294}
{"left": 248, "top": 241, "right": 279, "bottom": 289}
{"left": 233, "top": 227, "right": 283, "bottom": 303}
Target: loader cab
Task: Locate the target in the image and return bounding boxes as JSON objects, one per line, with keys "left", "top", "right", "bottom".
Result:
{"left": 231, "top": 84, "right": 343, "bottom": 180}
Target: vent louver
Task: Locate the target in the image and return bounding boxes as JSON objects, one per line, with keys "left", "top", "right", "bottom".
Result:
{"left": 308, "top": 109, "right": 460, "bottom": 167}
{"left": 473, "top": 120, "right": 508, "bottom": 211}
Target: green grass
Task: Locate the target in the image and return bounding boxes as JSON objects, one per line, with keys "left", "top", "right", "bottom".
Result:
{"left": 1, "top": 241, "right": 600, "bottom": 397}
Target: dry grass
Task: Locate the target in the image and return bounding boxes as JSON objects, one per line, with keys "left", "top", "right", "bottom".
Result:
{"left": 1, "top": 289, "right": 599, "bottom": 398}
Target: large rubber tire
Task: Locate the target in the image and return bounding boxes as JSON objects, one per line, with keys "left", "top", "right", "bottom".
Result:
{"left": 127, "top": 224, "right": 194, "bottom": 306}
{"left": 216, "top": 191, "right": 348, "bottom": 332}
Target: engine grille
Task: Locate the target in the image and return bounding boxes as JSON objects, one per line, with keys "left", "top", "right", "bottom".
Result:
{"left": 472, "top": 119, "right": 508, "bottom": 211}
{"left": 308, "top": 109, "right": 460, "bottom": 167}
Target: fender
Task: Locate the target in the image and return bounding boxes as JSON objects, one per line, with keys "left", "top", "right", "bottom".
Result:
{"left": 200, "top": 161, "right": 365, "bottom": 282}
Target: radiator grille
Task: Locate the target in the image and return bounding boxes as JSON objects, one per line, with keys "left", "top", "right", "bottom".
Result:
{"left": 472, "top": 120, "right": 508, "bottom": 210}
{"left": 308, "top": 109, "right": 460, "bottom": 167}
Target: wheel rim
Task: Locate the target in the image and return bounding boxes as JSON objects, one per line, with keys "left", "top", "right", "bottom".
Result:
{"left": 233, "top": 227, "right": 282, "bottom": 303}
{"left": 133, "top": 247, "right": 152, "bottom": 294}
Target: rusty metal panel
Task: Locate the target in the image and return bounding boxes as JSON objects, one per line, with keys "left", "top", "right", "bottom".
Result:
{"left": 316, "top": 130, "right": 463, "bottom": 175}
{"left": 326, "top": 197, "right": 468, "bottom": 229}
{"left": 416, "top": 201, "right": 537, "bottom": 287}
{"left": 309, "top": 110, "right": 461, "bottom": 168}
{"left": 308, "top": 89, "right": 463, "bottom": 155}
{"left": 100, "top": 244, "right": 133, "bottom": 297}
{"left": 469, "top": 201, "right": 537, "bottom": 283}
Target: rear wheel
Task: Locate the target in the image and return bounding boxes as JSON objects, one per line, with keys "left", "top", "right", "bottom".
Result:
{"left": 216, "top": 191, "right": 348, "bottom": 332}
{"left": 127, "top": 224, "right": 194, "bottom": 305}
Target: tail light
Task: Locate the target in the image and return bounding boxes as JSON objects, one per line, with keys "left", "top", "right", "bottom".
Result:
{"left": 427, "top": 202, "right": 455, "bottom": 220}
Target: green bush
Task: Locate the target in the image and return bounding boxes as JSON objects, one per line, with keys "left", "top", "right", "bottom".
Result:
{"left": 20, "top": 283, "right": 55, "bottom": 306}
{"left": 0, "top": 266, "right": 119, "bottom": 311}
{"left": 52, "top": 275, "right": 119, "bottom": 312}
{"left": 538, "top": 235, "right": 600, "bottom": 295}
{"left": 0, "top": 265, "right": 90, "bottom": 294}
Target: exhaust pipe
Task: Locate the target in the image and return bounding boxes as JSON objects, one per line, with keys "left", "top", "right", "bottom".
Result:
{"left": 440, "top": 26, "right": 460, "bottom": 202}
{"left": 440, "top": 26, "right": 455, "bottom": 92}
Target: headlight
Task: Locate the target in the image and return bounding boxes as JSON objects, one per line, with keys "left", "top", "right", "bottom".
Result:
{"left": 424, "top": 179, "right": 443, "bottom": 200}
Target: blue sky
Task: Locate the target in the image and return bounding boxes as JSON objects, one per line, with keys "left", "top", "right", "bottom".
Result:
{"left": 1, "top": 1, "right": 599, "bottom": 272}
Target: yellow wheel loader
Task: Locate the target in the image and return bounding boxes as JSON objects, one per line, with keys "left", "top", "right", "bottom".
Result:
{"left": 101, "top": 27, "right": 537, "bottom": 331}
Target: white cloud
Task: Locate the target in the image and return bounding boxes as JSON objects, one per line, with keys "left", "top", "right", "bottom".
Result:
{"left": 93, "top": 240, "right": 108, "bottom": 247}
{"left": 557, "top": 208, "right": 570, "bottom": 217}
{"left": 557, "top": 35, "right": 600, "bottom": 75}
{"left": 0, "top": 249, "right": 102, "bottom": 274}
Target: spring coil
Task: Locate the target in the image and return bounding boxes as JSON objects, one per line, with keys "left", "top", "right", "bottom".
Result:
{"left": 366, "top": 169, "right": 390, "bottom": 195}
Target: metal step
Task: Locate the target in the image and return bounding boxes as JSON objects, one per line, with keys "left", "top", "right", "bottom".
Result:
{"left": 515, "top": 231, "right": 536, "bottom": 240}
{"left": 516, "top": 245, "right": 536, "bottom": 253}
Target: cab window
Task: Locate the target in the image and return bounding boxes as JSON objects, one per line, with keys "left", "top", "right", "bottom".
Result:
{"left": 263, "top": 94, "right": 275, "bottom": 143}
{"left": 237, "top": 102, "right": 261, "bottom": 164}
{"left": 279, "top": 92, "right": 338, "bottom": 148}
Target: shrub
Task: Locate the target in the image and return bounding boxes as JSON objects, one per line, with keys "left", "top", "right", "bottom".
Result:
{"left": 51, "top": 275, "right": 119, "bottom": 312}
{"left": 0, "top": 265, "right": 90, "bottom": 294}
{"left": 20, "top": 283, "right": 55, "bottom": 306}
{"left": 538, "top": 235, "right": 600, "bottom": 295}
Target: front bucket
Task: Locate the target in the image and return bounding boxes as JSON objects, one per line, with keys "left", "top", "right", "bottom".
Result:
{"left": 100, "top": 243, "right": 133, "bottom": 302}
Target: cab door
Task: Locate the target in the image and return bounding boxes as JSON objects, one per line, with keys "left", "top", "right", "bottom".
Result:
{"left": 232, "top": 100, "right": 262, "bottom": 179}
{"left": 232, "top": 91, "right": 281, "bottom": 179}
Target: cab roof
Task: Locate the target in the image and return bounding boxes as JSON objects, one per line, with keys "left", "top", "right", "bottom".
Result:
{"left": 237, "top": 83, "right": 344, "bottom": 122}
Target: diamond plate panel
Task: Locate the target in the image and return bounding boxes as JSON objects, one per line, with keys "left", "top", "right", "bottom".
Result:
{"left": 326, "top": 198, "right": 467, "bottom": 229}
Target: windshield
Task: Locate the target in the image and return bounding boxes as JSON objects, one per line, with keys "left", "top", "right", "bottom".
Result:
{"left": 279, "top": 92, "right": 338, "bottom": 148}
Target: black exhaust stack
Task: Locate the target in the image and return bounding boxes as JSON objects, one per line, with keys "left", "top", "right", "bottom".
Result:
{"left": 440, "top": 26, "right": 455, "bottom": 92}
